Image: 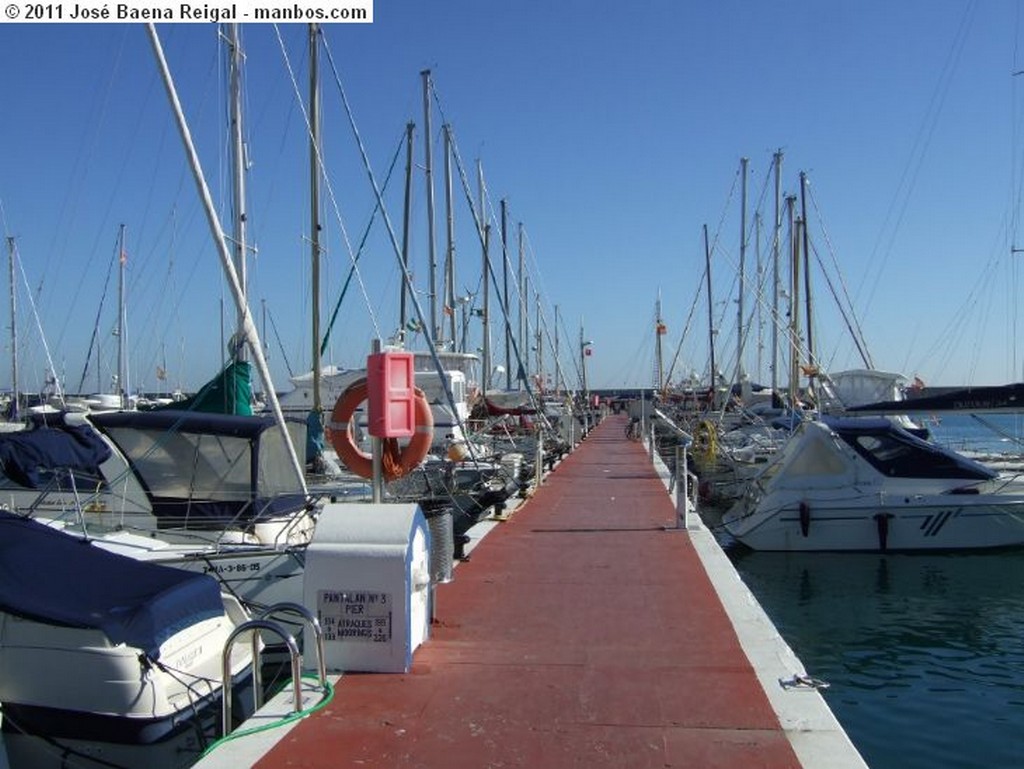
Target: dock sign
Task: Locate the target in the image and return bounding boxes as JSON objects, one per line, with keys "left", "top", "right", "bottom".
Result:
{"left": 317, "top": 590, "right": 393, "bottom": 643}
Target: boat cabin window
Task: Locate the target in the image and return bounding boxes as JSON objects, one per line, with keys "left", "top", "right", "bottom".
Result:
{"left": 784, "top": 431, "right": 848, "bottom": 478}
{"left": 841, "top": 429, "right": 995, "bottom": 480}
{"left": 103, "top": 427, "right": 252, "bottom": 500}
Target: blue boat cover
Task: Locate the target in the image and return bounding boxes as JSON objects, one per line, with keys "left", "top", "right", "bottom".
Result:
{"left": 0, "top": 510, "right": 224, "bottom": 659}
{"left": 0, "top": 422, "right": 111, "bottom": 488}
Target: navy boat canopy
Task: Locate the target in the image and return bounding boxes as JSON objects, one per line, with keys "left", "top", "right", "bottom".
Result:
{"left": 89, "top": 408, "right": 277, "bottom": 438}
{"left": 0, "top": 421, "right": 111, "bottom": 488}
{"left": 0, "top": 510, "right": 224, "bottom": 659}
{"left": 823, "top": 416, "right": 997, "bottom": 481}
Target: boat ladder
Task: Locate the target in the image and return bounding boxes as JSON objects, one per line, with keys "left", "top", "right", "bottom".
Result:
{"left": 221, "top": 601, "right": 327, "bottom": 736}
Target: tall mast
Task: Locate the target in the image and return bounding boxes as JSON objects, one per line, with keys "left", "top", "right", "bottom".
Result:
{"left": 421, "top": 70, "right": 438, "bottom": 343}
{"left": 501, "top": 198, "right": 511, "bottom": 390}
{"left": 400, "top": 122, "right": 414, "bottom": 339}
{"left": 6, "top": 237, "right": 17, "bottom": 420}
{"left": 518, "top": 221, "right": 526, "bottom": 387}
{"left": 737, "top": 156, "right": 748, "bottom": 383}
{"left": 800, "top": 171, "right": 815, "bottom": 400}
{"left": 553, "top": 303, "right": 561, "bottom": 394}
{"left": 704, "top": 223, "right": 715, "bottom": 398}
{"left": 443, "top": 123, "right": 456, "bottom": 346}
{"left": 787, "top": 195, "right": 800, "bottom": 407}
{"left": 309, "top": 23, "right": 322, "bottom": 412}
{"left": 227, "top": 23, "right": 247, "bottom": 362}
{"left": 117, "top": 223, "right": 127, "bottom": 408}
{"left": 771, "top": 150, "right": 782, "bottom": 396}
{"left": 535, "top": 291, "right": 543, "bottom": 390}
{"left": 482, "top": 224, "right": 491, "bottom": 392}
{"left": 579, "top": 320, "right": 589, "bottom": 395}
{"left": 654, "top": 291, "right": 665, "bottom": 393}
{"left": 478, "top": 159, "right": 490, "bottom": 391}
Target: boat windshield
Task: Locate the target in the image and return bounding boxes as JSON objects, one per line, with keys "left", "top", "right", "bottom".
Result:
{"left": 835, "top": 422, "right": 996, "bottom": 480}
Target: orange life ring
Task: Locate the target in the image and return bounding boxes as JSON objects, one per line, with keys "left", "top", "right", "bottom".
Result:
{"left": 328, "top": 378, "right": 434, "bottom": 482}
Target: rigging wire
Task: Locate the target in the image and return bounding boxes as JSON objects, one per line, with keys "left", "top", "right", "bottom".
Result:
{"left": 273, "top": 24, "right": 383, "bottom": 346}
{"left": 857, "top": 0, "right": 977, "bottom": 318}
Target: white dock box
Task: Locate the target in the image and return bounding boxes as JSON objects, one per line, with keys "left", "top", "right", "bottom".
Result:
{"left": 303, "top": 502, "right": 431, "bottom": 673}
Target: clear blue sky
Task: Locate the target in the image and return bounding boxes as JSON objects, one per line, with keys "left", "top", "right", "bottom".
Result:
{"left": 2, "top": 3, "right": 1024, "bottom": 397}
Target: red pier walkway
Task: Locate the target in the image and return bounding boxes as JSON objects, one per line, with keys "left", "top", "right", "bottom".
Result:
{"left": 246, "top": 414, "right": 861, "bottom": 768}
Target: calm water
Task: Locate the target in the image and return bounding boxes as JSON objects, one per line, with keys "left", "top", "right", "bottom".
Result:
{"left": 724, "top": 415, "right": 1024, "bottom": 769}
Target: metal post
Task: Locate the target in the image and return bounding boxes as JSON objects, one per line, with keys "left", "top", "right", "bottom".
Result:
{"left": 371, "top": 339, "right": 383, "bottom": 503}
{"left": 534, "top": 428, "right": 544, "bottom": 490}
{"left": 675, "top": 444, "right": 689, "bottom": 529}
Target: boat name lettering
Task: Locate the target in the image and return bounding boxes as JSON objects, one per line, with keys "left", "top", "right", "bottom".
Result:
{"left": 171, "top": 644, "right": 202, "bottom": 671}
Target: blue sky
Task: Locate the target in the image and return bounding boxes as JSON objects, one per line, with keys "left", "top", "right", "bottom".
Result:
{"left": 1, "top": 2, "right": 1023, "bottom": 396}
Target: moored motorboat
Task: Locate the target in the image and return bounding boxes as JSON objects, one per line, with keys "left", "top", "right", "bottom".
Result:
{"left": 722, "top": 417, "right": 1024, "bottom": 552}
{"left": 0, "top": 510, "right": 255, "bottom": 768}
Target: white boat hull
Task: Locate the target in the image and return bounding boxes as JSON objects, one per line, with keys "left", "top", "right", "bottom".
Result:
{"left": 724, "top": 493, "right": 1024, "bottom": 552}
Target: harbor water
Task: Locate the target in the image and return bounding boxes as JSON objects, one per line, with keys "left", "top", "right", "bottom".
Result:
{"left": 722, "top": 414, "right": 1024, "bottom": 769}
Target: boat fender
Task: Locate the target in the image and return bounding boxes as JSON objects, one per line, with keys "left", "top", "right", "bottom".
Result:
{"left": 698, "top": 479, "right": 714, "bottom": 502}
{"left": 799, "top": 501, "right": 810, "bottom": 537}
{"left": 328, "top": 378, "right": 434, "bottom": 482}
{"left": 873, "top": 512, "right": 894, "bottom": 552}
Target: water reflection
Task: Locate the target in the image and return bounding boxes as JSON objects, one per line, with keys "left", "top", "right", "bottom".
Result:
{"left": 731, "top": 549, "right": 1024, "bottom": 769}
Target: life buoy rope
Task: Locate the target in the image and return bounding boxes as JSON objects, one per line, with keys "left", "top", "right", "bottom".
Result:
{"left": 328, "top": 378, "right": 434, "bottom": 482}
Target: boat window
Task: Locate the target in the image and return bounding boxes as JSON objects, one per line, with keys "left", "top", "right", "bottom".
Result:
{"left": 785, "top": 432, "right": 847, "bottom": 477}
{"left": 259, "top": 421, "right": 308, "bottom": 496}
{"left": 104, "top": 427, "right": 252, "bottom": 500}
{"left": 844, "top": 429, "right": 994, "bottom": 479}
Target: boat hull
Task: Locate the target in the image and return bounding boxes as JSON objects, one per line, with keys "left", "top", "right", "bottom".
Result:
{"left": 723, "top": 495, "right": 1024, "bottom": 552}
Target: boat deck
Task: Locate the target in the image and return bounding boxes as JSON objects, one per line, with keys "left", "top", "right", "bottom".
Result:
{"left": 218, "top": 414, "right": 862, "bottom": 768}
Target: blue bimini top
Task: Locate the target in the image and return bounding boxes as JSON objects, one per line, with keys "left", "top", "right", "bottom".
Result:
{"left": 0, "top": 510, "right": 224, "bottom": 659}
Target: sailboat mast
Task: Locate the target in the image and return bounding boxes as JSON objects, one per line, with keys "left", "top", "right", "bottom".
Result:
{"left": 800, "top": 171, "right": 815, "bottom": 400}
{"left": 227, "top": 24, "right": 247, "bottom": 362}
{"left": 518, "top": 222, "right": 526, "bottom": 387}
{"left": 309, "top": 23, "right": 323, "bottom": 412}
{"left": 400, "top": 122, "right": 414, "bottom": 340}
{"left": 535, "top": 291, "right": 543, "bottom": 390}
{"left": 737, "top": 156, "right": 748, "bottom": 383}
{"left": 553, "top": 303, "right": 561, "bottom": 394}
{"left": 787, "top": 195, "right": 800, "bottom": 407}
{"left": 117, "top": 223, "right": 127, "bottom": 409}
{"left": 704, "top": 223, "right": 715, "bottom": 400}
{"left": 6, "top": 237, "right": 17, "bottom": 419}
{"left": 478, "top": 159, "right": 490, "bottom": 392}
{"left": 771, "top": 150, "right": 782, "bottom": 396}
{"left": 654, "top": 292, "right": 665, "bottom": 393}
{"left": 421, "top": 69, "right": 439, "bottom": 343}
{"left": 443, "top": 123, "right": 456, "bottom": 346}
{"left": 482, "top": 223, "right": 491, "bottom": 392}
{"left": 501, "top": 198, "right": 511, "bottom": 390}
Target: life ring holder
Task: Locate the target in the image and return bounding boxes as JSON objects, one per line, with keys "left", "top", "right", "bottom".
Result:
{"left": 328, "top": 378, "right": 434, "bottom": 482}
